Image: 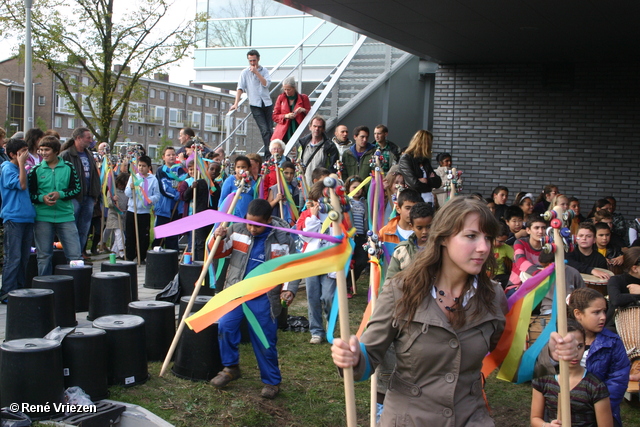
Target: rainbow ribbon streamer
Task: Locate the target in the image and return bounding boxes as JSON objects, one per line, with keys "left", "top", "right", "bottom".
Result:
{"left": 355, "top": 256, "right": 382, "bottom": 338}
{"left": 162, "top": 163, "right": 188, "bottom": 182}
{"left": 277, "top": 168, "right": 299, "bottom": 222}
{"left": 367, "top": 173, "right": 385, "bottom": 235}
{"left": 100, "top": 160, "right": 110, "bottom": 208}
{"left": 481, "top": 264, "right": 555, "bottom": 382}
{"left": 185, "top": 233, "right": 352, "bottom": 333}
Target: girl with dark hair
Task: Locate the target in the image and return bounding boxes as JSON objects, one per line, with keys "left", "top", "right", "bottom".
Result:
{"left": 535, "top": 287, "right": 629, "bottom": 427}
{"left": 533, "top": 184, "right": 559, "bottom": 215}
{"left": 24, "top": 127, "right": 44, "bottom": 171}
{"left": 332, "top": 197, "right": 577, "bottom": 426}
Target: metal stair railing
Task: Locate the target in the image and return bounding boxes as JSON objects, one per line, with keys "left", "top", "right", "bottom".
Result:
{"left": 214, "top": 20, "right": 340, "bottom": 154}
{"left": 283, "top": 37, "right": 413, "bottom": 157}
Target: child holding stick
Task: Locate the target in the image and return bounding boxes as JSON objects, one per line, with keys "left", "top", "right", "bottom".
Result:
{"left": 531, "top": 319, "right": 613, "bottom": 427}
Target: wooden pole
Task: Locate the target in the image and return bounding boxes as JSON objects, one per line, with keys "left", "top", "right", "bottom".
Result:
{"left": 449, "top": 167, "right": 457, "bottom": 200}
{"left": 369, "top": 156, "right": 382, "bottom": 427}
{"left": 191, "top": 148, "right": 200, "bottom": 258}
{"left": 131, "top": 177, "right": 141, "bottom": 266}
{"left": 117, "top": 211, "right": 126, "bottom": 260}
{"left": 552, "top": 205, "right": 571, "bottom": 427}
{"left": 327, "top": 177, "right": 357, "bottom": 427}
{"left": 274, "top": 155, "right": 285, "bottom": 219}
{"left": 159, "top": 179, "right": 246, "bottom": 377}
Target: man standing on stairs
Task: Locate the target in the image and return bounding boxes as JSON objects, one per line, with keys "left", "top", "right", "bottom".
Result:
{"left": 342, "top": 125, "right": 375, "bottom": 181}
{"left": 230, "top": 49, "right": 273, "bottom": 156}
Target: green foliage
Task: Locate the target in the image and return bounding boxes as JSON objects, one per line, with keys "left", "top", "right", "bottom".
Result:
{"left": 0, "top": 0, "right": 204, "bottom": 144}
{"left": 35, "top": 116, "right": 47, "bottom": 132}
{"left": 155, "top": 135, "right": 175, "bottom": 162}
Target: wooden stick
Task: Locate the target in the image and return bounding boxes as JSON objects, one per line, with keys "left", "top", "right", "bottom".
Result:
{"left": 191, "top": 149, "right": 200, "bottom": 258}
{"left": 351, "top": 269, "right": 357, "bottom": 295}
{"left": 369, "top": 159, "right": 382, "bottom": 427}
{"left": 553, "top": 205, "right": 571, "bottom": 427}
{"left": 159, "top": 180, "right": 246, "bottom": 377}
{"left": 131, "top": 179, "right": 141, "bottom": 266}
{"left": 274, "top": 156, "right": 285, "bottom": 219}
{"left": 328, "top": 178, "right": 357, "bottom": 427}
{"left": 117, "top": 211, "right": 126, "bottom": 260}
{"left": 449, "top": 168, "right": 457, "bottom": 200}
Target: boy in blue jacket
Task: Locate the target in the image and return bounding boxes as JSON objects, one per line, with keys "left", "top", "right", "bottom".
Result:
{"left": 209, "top": 199, "right": 298, "bottom": 399}
{"left": 152, "top": 147, "right": 185, "bottom": 250}
{"left": 0, "top": 139, "right": 37, "bottom": 301}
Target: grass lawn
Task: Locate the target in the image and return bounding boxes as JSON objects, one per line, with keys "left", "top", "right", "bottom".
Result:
{"left": 109, "top": 280, "right": 640, "bottom": 426}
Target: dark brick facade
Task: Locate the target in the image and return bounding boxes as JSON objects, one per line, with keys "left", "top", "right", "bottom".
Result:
{"left": 432, "top": 63, "right": 640, "bottom": 220}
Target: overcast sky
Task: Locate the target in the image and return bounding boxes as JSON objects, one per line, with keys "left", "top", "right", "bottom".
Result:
{"left": 0, "top": 0, "right": 197, "bottom": 86}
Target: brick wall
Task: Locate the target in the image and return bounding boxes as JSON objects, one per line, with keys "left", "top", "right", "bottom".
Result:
{"left": 432, "top": 63, "right": 640, "bottom": 220}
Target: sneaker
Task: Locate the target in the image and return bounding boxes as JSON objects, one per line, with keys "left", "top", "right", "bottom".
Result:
{"left": 309, "top": 335, "right": 323, "bottom": 344}
{"left": 210, "top": 366, "right": 241, "bottom": 388}
{"left": 261, "top": 384, "right": 280, "bottom": 399}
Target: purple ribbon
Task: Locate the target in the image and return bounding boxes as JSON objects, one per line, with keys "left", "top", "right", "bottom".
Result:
{"left": 154, "top": 209, "right": 341, "bottom": 243}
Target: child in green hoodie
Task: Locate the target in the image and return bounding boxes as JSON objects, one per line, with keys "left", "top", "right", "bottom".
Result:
{"left": 28, "top": 135, "right": 82, "bottom": 275}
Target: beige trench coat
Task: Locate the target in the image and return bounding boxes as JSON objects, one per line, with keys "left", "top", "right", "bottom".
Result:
{"left": 355, "top": 279, "right": 507, "bottom": 427}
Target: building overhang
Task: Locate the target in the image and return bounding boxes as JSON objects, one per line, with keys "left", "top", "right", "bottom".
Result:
{"left": 276, "top": 0, "right": 639, "bottom": 64}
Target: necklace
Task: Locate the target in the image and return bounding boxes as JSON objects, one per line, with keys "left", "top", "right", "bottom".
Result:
{"left": 434, "top": 285, "right": 460, "bottom": 312}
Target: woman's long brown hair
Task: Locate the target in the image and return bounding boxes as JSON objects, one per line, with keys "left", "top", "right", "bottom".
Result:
{"left": 393, "top": 197, "right": 500, "bottom": 329}
{"left": 404, "top": 130, "right": 433, "bottom": 159}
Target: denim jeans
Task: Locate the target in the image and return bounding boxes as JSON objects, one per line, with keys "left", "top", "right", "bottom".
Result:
{"left": 218, "top": 293, "right": 281, "bottom": 385}
{"left": 34, "top": 221, "right": 82, "bottom": 276}
{"left": 250, "top": 103, "right": 274, "bottom": 154}
{"left": 1, "top": 221, "right": 34, "bottom": 296}
{"left": 305, "top": 274, "right": 336, "bottom": 338}
{"left": 73, "top": 196, "right": 95, "bottom": 250}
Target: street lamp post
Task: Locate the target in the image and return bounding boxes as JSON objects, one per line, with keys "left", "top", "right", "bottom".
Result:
{"left": 24, "top": 0, "right": 33, "bottom": 132}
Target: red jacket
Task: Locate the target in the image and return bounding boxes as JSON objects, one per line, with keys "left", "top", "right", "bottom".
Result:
{"left": 271, "top": 92, "right": 311, "bottom": 141}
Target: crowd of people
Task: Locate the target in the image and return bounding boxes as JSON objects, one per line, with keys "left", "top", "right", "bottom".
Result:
{"left": 1, "top": 51, "right": 639, "bottom": 424}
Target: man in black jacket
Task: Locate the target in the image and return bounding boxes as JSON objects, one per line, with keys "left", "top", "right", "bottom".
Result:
{"left": 61, "top": 127, "right": 101, "bottom": 255}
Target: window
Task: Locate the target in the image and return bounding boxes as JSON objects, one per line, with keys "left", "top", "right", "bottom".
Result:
{"left": 203, "top": 133, "right": 208, "bottom": 142}
{"left": 158, "top": 128, "right": 164, "bottom": 138}
{"left": 54, "top": 116, "right": 62, "bottom": 128}
{"left": 138, "top": 126, "right": 144, "bottom": 136}
{"left": 38, "top": 96, "right": 46, "bottom": 106}
{"left": 118, "top": 84, "right": 124, "bottom": 93}
{"left": 189, "top": 111, "right": 201, "bottom": 129}
{"left": 128, "top": 102, "right": 144, "bottom": 122}
{"left": 187, "top": 95, "right": 193, "bottom": 104}
{"left": 55, "top": 93, "right": 76, "bottom": 114}
{"left": 213, "top": 100, "right": 219, "bottom": 108}
{"left": 211, "top": 134, "right": 217, "bottom": 143}
{"left": 243, "top": 105, "right": 247, "bottom": 114}
{"left": 221, "top": 101, "right": 226, "bottom": 110}
{"left": 128, "top": 124, "right": 133, "bottom": 135}
{"left": 82, "top": 76, "right": 89, "bottom": 86}
{"left": 149, "top": 88, "right": 156, "bottom": 98}
{"left": 68, "top": 118, "right": 75, "bottom": 129}
{"left": 150, "top": 106, "right": 165, "bottom": 124}
{"left": 147, "top": 145, "right": 157, "bottom": 160}
{"left": 159, "top": 91, "right": 166, "bottom": 100}
{"left": 83, "top": 96, "right": 92, "bottom": 114}
{"left": 196, "top": 97, "right": 202, "bottom": 106}
{"left": 204, "top": 113, "right": 213, "bottom": 131}
{"left": 205, "top": 99, "right": 210, "bottom": 108}
{"left": 179, "top": 94, "right": 185, "bottom": 103}
{"left": 169, "top": 92, "right": 175, "bottom": 102}
{"left": 148, "top": 126, "right": 154, "bottom": 137}
{"left": 168, "top": 129, "right": 174, "bottom": 139}
{"left": 236, "top": 117, "right": 246, "bottom": 134}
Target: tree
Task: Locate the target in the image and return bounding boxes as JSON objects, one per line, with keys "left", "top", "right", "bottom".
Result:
{"left": 0, "top": 0, "right": 202, "bottom": 145}
{"left": 200, "top": 0, "right": 277, "bottom": 48}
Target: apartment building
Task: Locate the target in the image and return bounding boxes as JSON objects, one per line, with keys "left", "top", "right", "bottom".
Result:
{"left": 0, "top": 57, "right": 261, "bottom": 159}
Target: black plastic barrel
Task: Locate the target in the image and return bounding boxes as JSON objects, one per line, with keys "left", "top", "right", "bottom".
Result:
{"left": 51, "top": 249, "right": 67, "bottom": 270}
{"left": 144, "top": 249, "right": 178, "bottom": 289}
{"left": 179, "top": 261, "right": 215, "bottom": 297}
{"left": 87, "top": 272, "right": 132, "bottom": 321}
{"left": 5, "top": 289, "right": 55, "bottom": 340}
{"left": 25, "top": 252, "right": 38, "bottom": 288}
{"left": 61, "top": 328, "right": 109, "bottom": 401}
{"left": 31, "top": 275, "right": 77, "bottom": 327}
{"left": 178, "top": 295, "right": 211, "bottom": 320}
{"left": 92, "top": 315, "right": 148, "bottom": 387}
{"left": 128, "top": 301, "right": 176, "bottom": 361}
{"left": 54, "top": 264, "right": 93, "bottom": 312}
{"left": 0, "top": 338, "right": 64, "bottom": 420}
{"left": 101, "top": 261, "right": 139, "bottom": 302}
{"left": 172, "top": 296, "right": 222, "bottom": 381}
